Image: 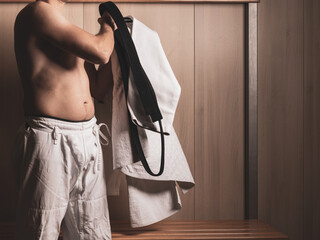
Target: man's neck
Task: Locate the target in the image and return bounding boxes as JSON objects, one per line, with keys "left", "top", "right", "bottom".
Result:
{"left": 36, "top": 0, "right": 65, "bottom": 13}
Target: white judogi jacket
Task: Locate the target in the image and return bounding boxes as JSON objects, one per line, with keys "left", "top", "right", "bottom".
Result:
{"left": 98, "top": 16, "right": 195, "bottom": 228}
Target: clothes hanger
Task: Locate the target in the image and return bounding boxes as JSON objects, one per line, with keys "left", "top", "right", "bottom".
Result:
{"left": 124, "top": 17, "right": 133, "bottom": 23}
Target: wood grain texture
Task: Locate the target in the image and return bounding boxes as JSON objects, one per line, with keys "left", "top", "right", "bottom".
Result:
{"left": 109, "top": 220, "right": 288, "bottom": 239}
{"left": 0, "top": 0, "right": 260, "bottom": 3}
{"left": 258, "top": 1, "right": 303, "bottom": 240}
{"left": 195, "top": 4, "right": 245, "bottom": 219}
{"left": 84, "top": 2, "right": 195, "bottom": 221}
{"left": 0, "top": 3, "right": 27, "bottom": 222}
{"left": 303, "top": 0, "right": 320, "bottom": 239}
{"left": 0, "top": 220, "right": 288, "bottom": 239}
{"left": 62, "top": 3, "right": 84, "bottom": 28}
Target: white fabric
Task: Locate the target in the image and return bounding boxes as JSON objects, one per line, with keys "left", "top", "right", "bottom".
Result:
{"left": 125, "top": 16, "right": 181, "bottom": 135}
{"left": 12, "top": 116, "right": 112, "bottom": 240}
{"left": 126, "top": 177, "right": 182, "bottom": 228}
{"left": 104, "top": 15, "right": 195, "bottom": 228}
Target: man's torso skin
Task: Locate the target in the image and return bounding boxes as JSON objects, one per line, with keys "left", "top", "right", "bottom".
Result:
{"left": 14, "top": 1, "right": 95, "bottom": 121}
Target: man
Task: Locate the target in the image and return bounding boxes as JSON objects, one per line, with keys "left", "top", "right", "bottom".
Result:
{"left": 12, "top": 0, "right": 117, "bottom": 239}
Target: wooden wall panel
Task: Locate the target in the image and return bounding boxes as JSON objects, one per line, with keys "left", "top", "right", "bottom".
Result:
{"left": 304, "top": 0, "right": 320, "bottom": 239}
{"left": 84, "top": 3, "right": 195, "bottom": 221}
{"left": 0, "top": 3, "right": 26, "bottom": 222}
{"left": 258, "top": 0, "right": 303, "bottom": 240}
{"left": 0, "top": 0, "right": 260, "bottom": 3}
{"left": 195, "top": 4, "right": 245, "bottom": 219}
{"left": 63, "top": 3, "right": 84, "bottom": 28}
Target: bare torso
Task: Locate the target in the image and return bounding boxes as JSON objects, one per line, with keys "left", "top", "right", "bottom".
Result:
{"left": 14, "top": 2, "right": 95, "bottom": 121}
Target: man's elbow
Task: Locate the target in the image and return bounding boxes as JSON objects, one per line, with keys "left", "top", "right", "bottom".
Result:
{"left": 94, "top": 38, "right": 114, "bottom": 64}
{"left": 96, "top": 52, "right": 110, "bottom": 65}
{"left": 84, "top": 49, "right": 110, "bottom": 64}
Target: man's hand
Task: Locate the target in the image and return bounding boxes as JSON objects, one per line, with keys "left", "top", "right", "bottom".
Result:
{"left": 98, "top": 11, "right": 118, "bottom": 31}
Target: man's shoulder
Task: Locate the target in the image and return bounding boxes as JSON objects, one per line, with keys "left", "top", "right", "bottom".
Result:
{"left": 25, "top": 1, "right": 52, "bottom": 12}
{"left": 16, "top": 1, "right": 53, "bottom": 24}
{"left": 15, "top": 1, "right": 64, "bottom": 36}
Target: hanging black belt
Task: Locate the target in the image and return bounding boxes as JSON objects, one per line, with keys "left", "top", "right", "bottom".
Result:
{"left": 99, "top": 1, "right": 165, "bottom": 176}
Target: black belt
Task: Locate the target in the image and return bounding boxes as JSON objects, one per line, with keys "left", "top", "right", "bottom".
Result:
{"left": 99, "top": 1, "right": 165, "bottom": 176}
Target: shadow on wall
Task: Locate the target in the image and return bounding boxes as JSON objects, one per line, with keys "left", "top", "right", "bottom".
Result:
{"left": 0, "top": 10, "right": 25, "bottom": 221}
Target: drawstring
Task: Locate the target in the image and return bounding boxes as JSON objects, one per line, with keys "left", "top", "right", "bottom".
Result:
{"left": 92, "top": 123, "right": 111, "bottom": 146}
{"left": 81, "top": 122, "right": 111, "bottom": 196}
{"left": 98, "top": 123, "right": 111, "bottom": 173}
{"left": 92, "top": 122, "right": 111, "bottom": 174}
{"left": 52, "top": 126, "right": 60, "bottom": 145}
{"left": 97, "top": 123, "right": 111, "bottom": 146}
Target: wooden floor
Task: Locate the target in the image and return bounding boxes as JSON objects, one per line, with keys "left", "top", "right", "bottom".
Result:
{"left": 1, "top": 220, "right": 288, "bottom": 240}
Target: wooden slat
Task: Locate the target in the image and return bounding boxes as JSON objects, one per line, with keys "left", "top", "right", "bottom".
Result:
{"left": 0, "top": 0, "right": 260, "bottom": 3}
{"left": 62, "top": 3, "right": 84, "bottom": 28}
{"left": 0, "top": 3, "right": 26, "bottom": 222}
{"left": 195, "top": 3, "right": 245, "bottom": 219}
{"left": 257, "top": 0, "right": 303, "bottom": 240}
{"left": 303, "top": 0, "right": 320, "bottom": 239}
{"left": 0, "top": 220, "right": 288, "bottom": 239}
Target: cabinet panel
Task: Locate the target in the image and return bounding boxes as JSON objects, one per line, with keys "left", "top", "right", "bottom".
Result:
{"left": 258, "top": 0, "right": 303, "bottom": 240}
{"left": 0, "top": 3, "right": 27, "bottom": 221}
{"left": 304, "top": 0, "right": 320, "bottom": 239}
{"left": 195, "top": 3, "right": 245, "bottom": 219}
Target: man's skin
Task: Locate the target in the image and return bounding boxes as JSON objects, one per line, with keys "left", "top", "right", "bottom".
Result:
{"left": 14, "top": 0, "right": 117, "bottom": 121}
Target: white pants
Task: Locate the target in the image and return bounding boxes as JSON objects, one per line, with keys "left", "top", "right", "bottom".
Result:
{"left": 12, "top": 115, "right": 112, "bottom": 240}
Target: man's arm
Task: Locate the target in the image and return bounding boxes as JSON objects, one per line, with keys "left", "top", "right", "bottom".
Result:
{"left": 32, "top": 1, "right": 115, "bottom": 64}
{"left": 85, "top": 61, "right": 113, "bottom": 103}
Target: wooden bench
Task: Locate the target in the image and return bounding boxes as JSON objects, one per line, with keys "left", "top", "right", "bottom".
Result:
{"left": 0, "top": 220, "right": 288, "bottom": 240}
